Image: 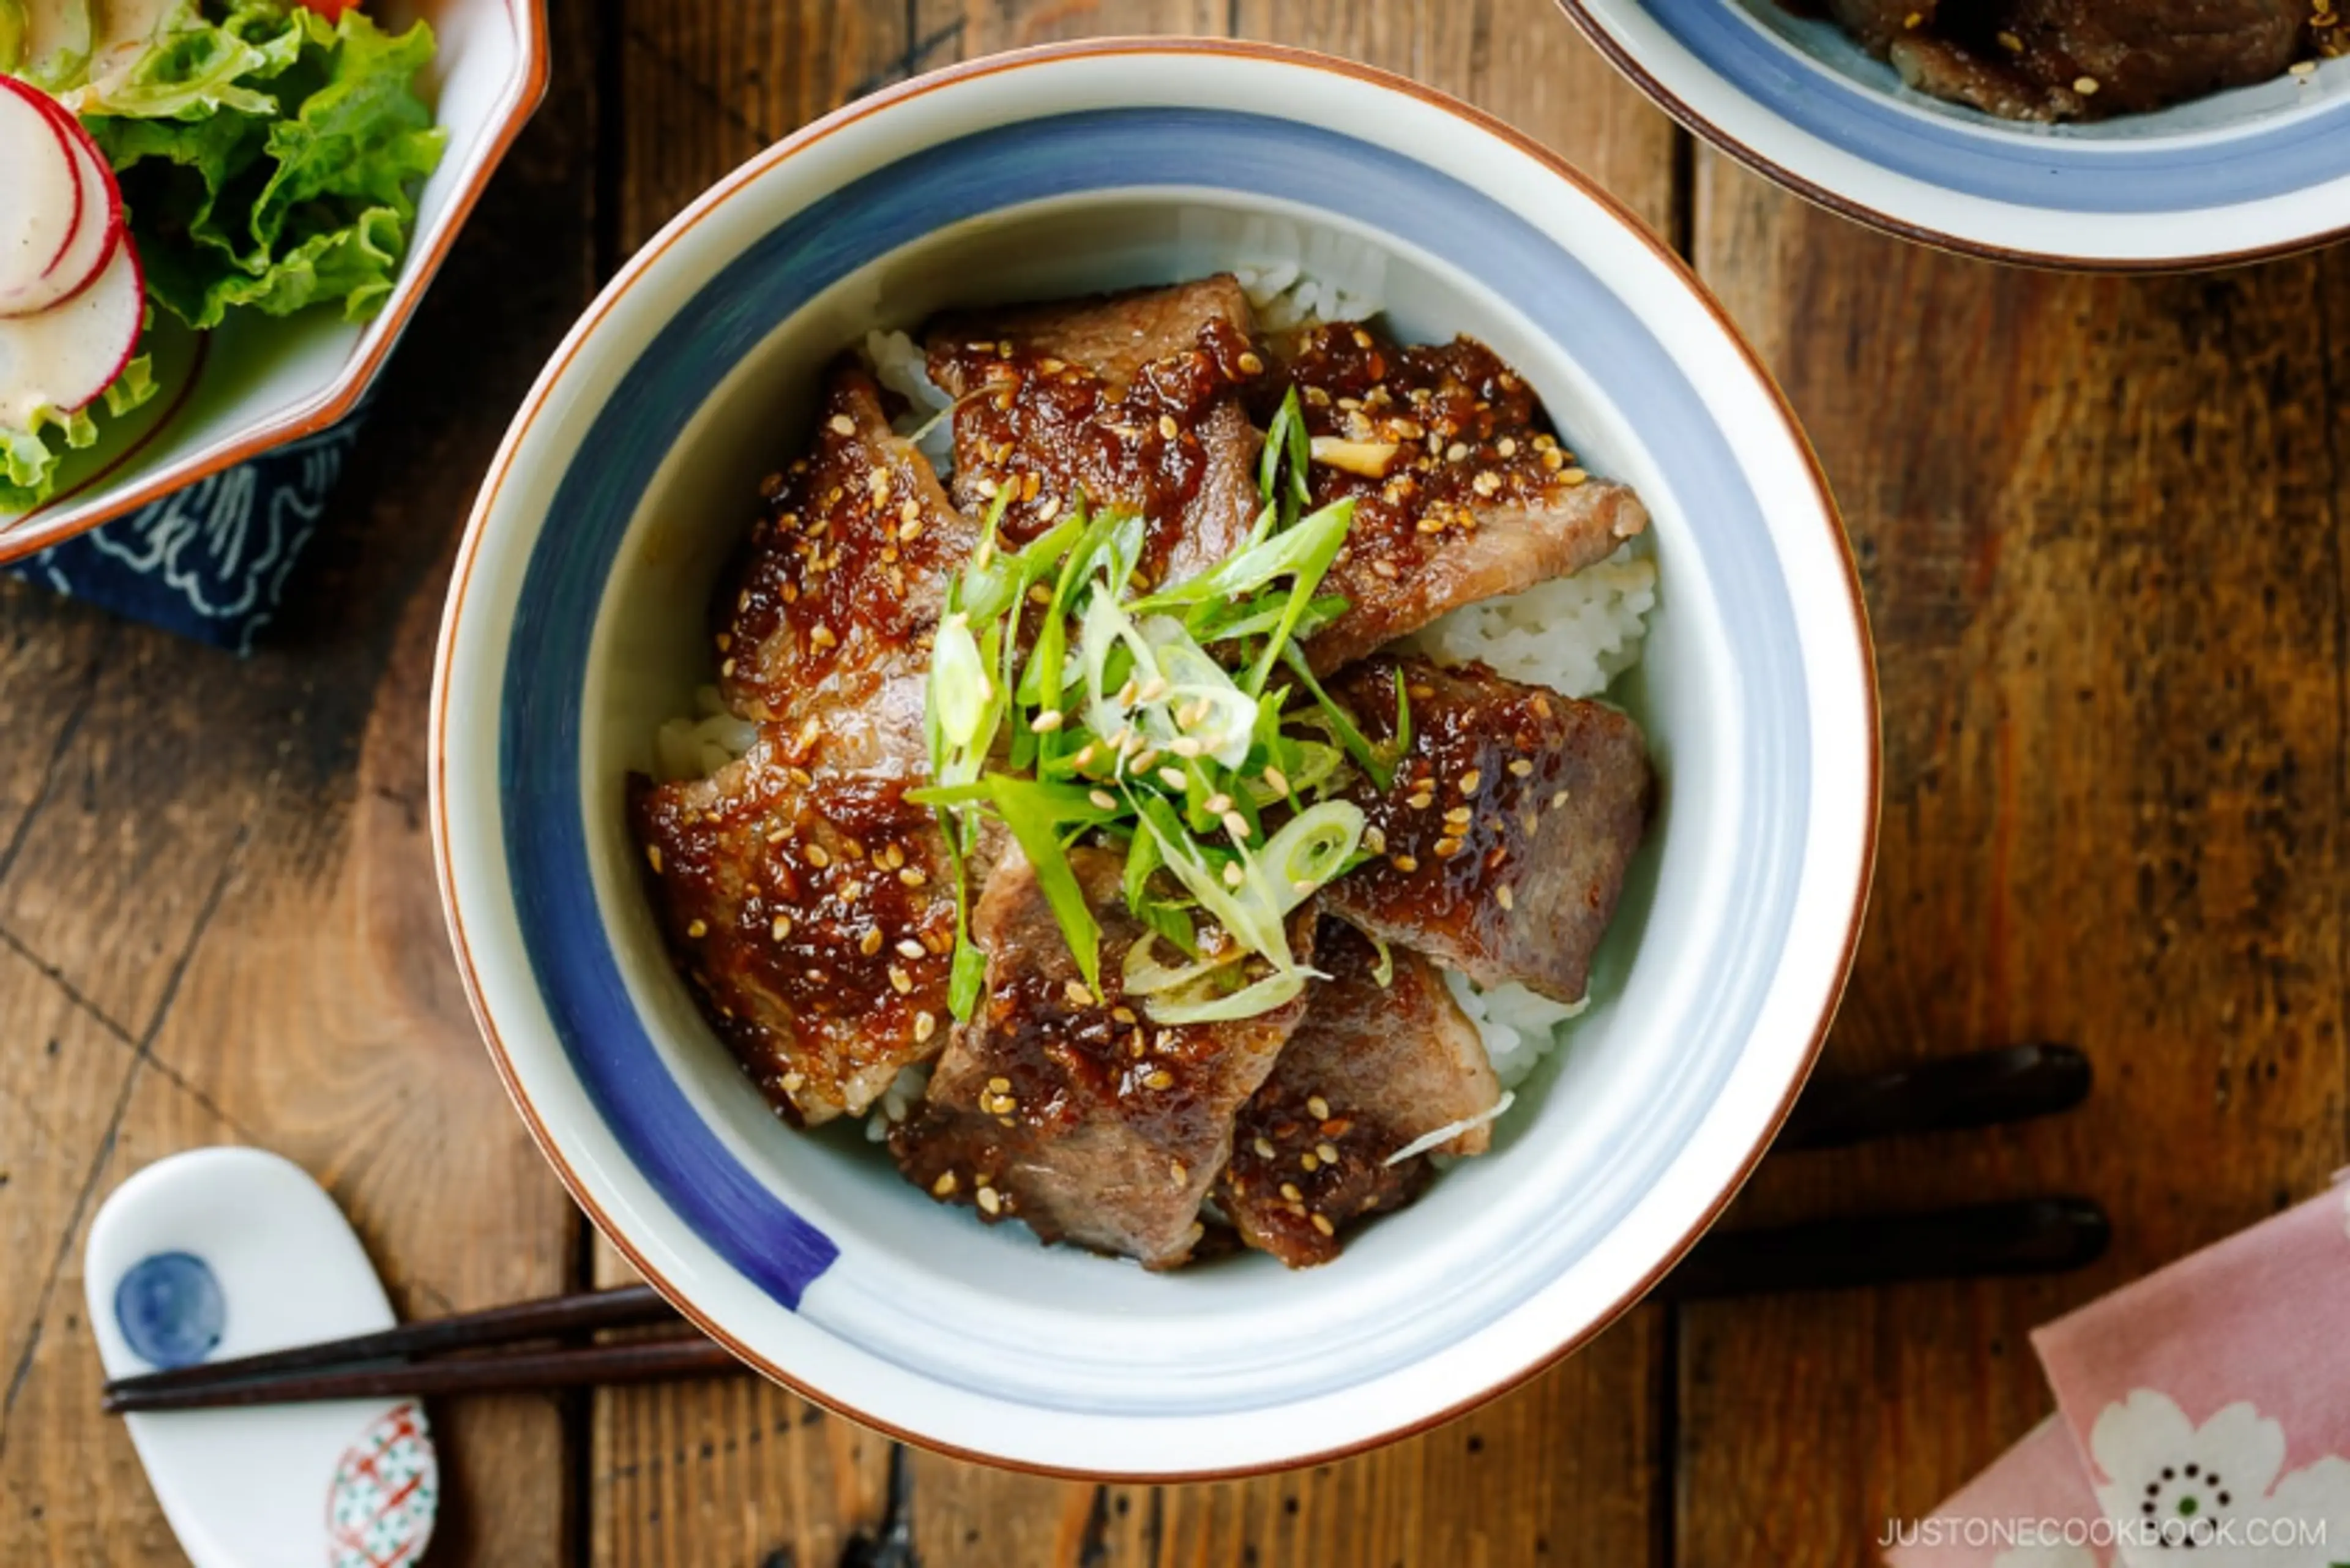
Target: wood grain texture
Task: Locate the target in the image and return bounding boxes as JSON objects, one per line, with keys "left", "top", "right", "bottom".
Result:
{"left": 1676, "top": 157, "right": 2350, "bottom": 1563}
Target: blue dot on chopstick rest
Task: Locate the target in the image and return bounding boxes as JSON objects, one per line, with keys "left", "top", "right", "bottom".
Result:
{"left": 115, "top": 1252, "right": 226, "bottom": 1370}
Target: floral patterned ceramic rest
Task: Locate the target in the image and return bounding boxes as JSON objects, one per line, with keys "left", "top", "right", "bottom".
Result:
{"left": 83, "top": 1146, "right": 439, "bottom": 1568}
{"left": 1886, "top": 1178, "right": 2350, "bottom": 1568}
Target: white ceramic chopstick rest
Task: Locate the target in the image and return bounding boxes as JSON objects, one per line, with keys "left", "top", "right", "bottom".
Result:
{"left": 83, "top": 1146, "right": 438, "bottom": 1568}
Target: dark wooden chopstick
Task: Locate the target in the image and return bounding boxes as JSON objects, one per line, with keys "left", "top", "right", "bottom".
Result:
{"left": 103, "top": 1282, "right": 681, "bottom": 1406}
{"left": 1661, "top": 1197, "right": 2110, "bottom": 1301}
{"left": 104, "top": 1332, "right": 736, "bottom": 1413}
{"left": 1777, "top": 1043, "right": 2091, "bottom": 1150}
{"left": 105, "top": 1043, "right": 2102, "bottom": 1413}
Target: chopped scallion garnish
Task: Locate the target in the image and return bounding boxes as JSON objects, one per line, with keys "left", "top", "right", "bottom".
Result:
{"left": 921, "top": 383, "right": 1368, "bottom": 1023}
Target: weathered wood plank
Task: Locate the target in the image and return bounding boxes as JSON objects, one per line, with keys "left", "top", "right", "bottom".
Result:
{"left": 1676, "top": 159, "right": 2350, "bottom": 1562}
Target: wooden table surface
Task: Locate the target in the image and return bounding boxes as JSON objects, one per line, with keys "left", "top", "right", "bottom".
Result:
{"left": 2, "top": 2, "right": 2345, "bottom": 1563}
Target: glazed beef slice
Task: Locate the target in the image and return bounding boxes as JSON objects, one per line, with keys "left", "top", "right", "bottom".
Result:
{"left": 925, "top": 277, "right": 1266, "bottom": 591}
{"left": 1826, "top": 0, "right": 2312, "bottom": 120}
{"left": 629, "top": 727, "right": 962, "bottom": 1126}
{"left": 1218, "top": 920, "right": 1501, "bottom": 1267}
{"left": 716, "top": 358, "right": 977, "bottom": 731}
{"left": 891, "top": 846, "right": 1313, "bottom": 1269}
{"left": 1322, "top": 657, "right": 1653, "bottom": 1003}
{"left": 1275, "top": 322, "right": 1647, "bottom": 674}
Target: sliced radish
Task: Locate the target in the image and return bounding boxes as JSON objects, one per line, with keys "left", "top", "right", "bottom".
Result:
{"left": 0, "top": 78, "right": 84, "bottom": 309}
{"left": 0, "top": 235, "right": 142, "bottom": 430}
{"left": 6, "top": 86, "right": 123, "bottom": 317}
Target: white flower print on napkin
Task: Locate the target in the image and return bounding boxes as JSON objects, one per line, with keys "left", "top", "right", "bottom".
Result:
{"left": 2089, "top": 1391, "right": 2350, "bottom": 1567}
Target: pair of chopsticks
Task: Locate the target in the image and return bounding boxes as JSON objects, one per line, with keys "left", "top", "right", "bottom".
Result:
{"left": 103, "top": 1044, "right": 2100, "bottom": 1415}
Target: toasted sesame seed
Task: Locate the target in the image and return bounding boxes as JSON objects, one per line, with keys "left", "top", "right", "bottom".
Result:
{"left": 1497, "top": 884, "right": 1516, "bottom": 911}
{"left": 899, "top": 867, "right": 928, "bottom": 889}
{"left": 1996, "top": 29, "right": 2023, "bottom": 50}
{"left": 1111, "top": 1005, "right": 1138, "bottom": 1025}
{"left": 1144, "top": 1068, "right": 1174, "bottom": 1090}
{"left": 976, "top": 1185, "right": 1001, "bottom": 1215}
{"left": 1030, "top": 709, "right": 1065, "bottom": 733}
{"left": 1363, "top": 825, "right": 1387, "bottom": 854}
{"left": 1262, "top": 766, "right": 1289, "bottom": 793}
{"left": 894, "top": 938, "right": 926, "bottom": 961}
{"left": 1088, "top": 789, "right": 1117, "bottom": 810}
{"left": 781, "top": 1071, "right": 805, "bottom": 1092}
{"left": 686, "top": 919, "right": 709, "bottom": 939}
{"left": 1508, "top": 758, "right": 1535, "bottom": 778}
{"left": 987, "top": 1076, "right": 1011, "bottom": 1094}
{"left": 1203, "top": 792, "right": 1234, "bottom": 815}
{"left": 1028, "top": 583, "right": 1053, "bottom": 605}
{"left": 1280, "top": 1182, "right": 1304, "bottom": 1202}
{"left": 1138, "top": 676, "right": 1171, "bottom": 703}
{"left": 805, "top": 843, "right": 832, "bottom": 869}
{"left": 1551, "top": 790, "right": 1571, "bottom": 810}
{"left": 770, "top": 914, "right": 793, "bottom": 940}
{"left": 1130, "top": 746, "right": 1161, "bottom": 773}
{"left": 889, "top": 966, "right": 914, "bottom": 995}
{"left": 857, "top": 928, "right": 883, "bottom": 956}
{"left": 1160, "top": 767, "right": 1190, "bottom": 790}
{"left": 1310, "top": 1212, "right": 1336, "bottom": 1238}
{"left": 914, "top": 1010, "right": 938, "bottom": 1042}
{"left": 1444, "top": 805, "right": 1474, "bottom": 825}
{"left": 931, "top": 1170, "right": 957, "bottom": 1195}
{"left": 1433, "top": 837, "right": 1463, "bottom": 857}
{"left": 1496, "top": 437, "right": 1518, "bottom": 458}
{"left": 646, "top": 845, "right": 664, "bottom": 873}
{"left": 1316, "top": 1142, "right": 1341, "bottom": 1165}
{"left": 1222, "top": 862, "right": 1245, "bottom": 887}
{"left": 1307, "top": 1094, "right": 1331, "bottom": 1120}
{"left": 1169, "top": 737, "right": 1204, "bottom": 758}
{"left": 1238, "top": 350, "right": 1265, "bottom": 375}
{"left": 1471, "top": 471, "right": 1502, "bottom": 497}
{"left": 1390, "top": 854, "right": 1419, "bottom": 873}
{"left": 1300, "top": 1152, "right": 1320, "bottom": 1173}
{"left": 1254, "top": 1137, "right": 1277, "bottom": 1159}
{"left": 1561, "top": 466, "right": 1588, "bottom": 485}
{"left": 828, "top": 413, "right": 855, "bottom": 435}
{"left": 1066, "top": 979, "right": 1095, "bottom": 1007}
{"left": 808, "top": 625, "right": 837, "bottom": 651}
{"left": 1406, "top": 792, "right": 1434, "bottom": 811}
{"left": 2073, "top": 75, "right": 2099, "bottom": 94}
{"left": 1445, "top": 441, "right": 1470, "bottom": 462}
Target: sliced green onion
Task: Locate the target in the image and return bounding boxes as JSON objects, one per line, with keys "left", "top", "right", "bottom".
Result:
{"left": 1279, "top": 645, "right": 1393, "bottom": 791}
{"left": 930, "top": 613, "right": 990, "bottom": 749}
{"left": 1126, "top": 495, "right": 1354, "bottom": 617}
{"left": 1258, "top": 801, "right": 1365, "bottom": 913}
{"left": 983, "top": 777, "right": 1107, "bottom": 993}
{"left": 1142, "top": 967, "right": 1309, "bottom": 1025}
{"left": 1121, "top": 930, "right": 1246, "bottom": 996}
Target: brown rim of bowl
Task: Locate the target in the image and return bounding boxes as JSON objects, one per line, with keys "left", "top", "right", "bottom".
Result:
{"left": 0, "top": 0, "right": 553, "bottom": 567}
{"left": 1550, "top": 0, "right": 2350, "bottom": 276}
{"left": 430, "top": 33, "right": 1883, "bottom": 1483}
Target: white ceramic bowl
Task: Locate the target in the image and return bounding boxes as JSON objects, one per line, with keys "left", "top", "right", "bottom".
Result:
{"left": 1558, "top": 0, "right": 2350, "bottom": 269}
{"left": 0, "top": 0, "right": 549, "bottom": 561}
{"left": 432, "top": 39, "right": 1878, "bottom": 1477}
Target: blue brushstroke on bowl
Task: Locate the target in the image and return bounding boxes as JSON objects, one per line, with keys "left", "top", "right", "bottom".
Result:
{"left": 497, "top": 103, "right": 1808, "bottom": 1405}
{"left": 116, "top": 1251, "right": 226, "bottom": 1370}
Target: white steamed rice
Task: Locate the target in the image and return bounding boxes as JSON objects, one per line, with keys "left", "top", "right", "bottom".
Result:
{"left": 671, "top": 261, "right": 1657, "bottom": 1137}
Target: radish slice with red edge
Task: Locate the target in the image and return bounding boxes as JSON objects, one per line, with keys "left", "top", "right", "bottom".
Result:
{"left": 0, "top": 77, "right": 85, "bottom": 313}
{"left": 0, "top": 236, "right": 144, "bottom": 430}
{"left": 3, "top": 84, "right": 124, "bottom": 319}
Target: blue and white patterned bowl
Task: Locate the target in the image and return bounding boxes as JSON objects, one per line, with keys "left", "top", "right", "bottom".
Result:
{"left": 431, "top": 39, "right": 1878, "bottom": 1477}
{"left": 1557, "top": 1, "right": 2350, "bottom": 269}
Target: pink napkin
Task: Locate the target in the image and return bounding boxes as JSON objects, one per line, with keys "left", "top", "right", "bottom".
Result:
{"left": 1886, "top": 1179, "right": 2350, "bottom": 1568}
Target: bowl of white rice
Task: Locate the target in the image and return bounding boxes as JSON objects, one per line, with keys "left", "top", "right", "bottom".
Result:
{"left": 433, "top": 38, "right": 1877, "bottom": 1477}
